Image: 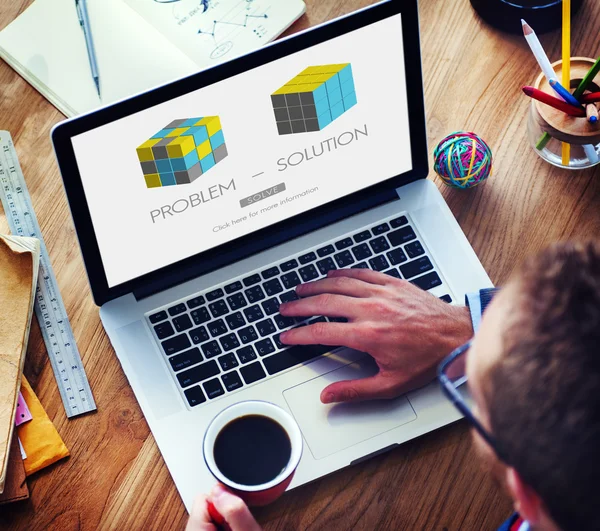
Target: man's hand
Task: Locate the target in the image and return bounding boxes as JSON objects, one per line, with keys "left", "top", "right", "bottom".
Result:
{"left": 279, "top": 268, "right": 472, "bottom": 404}
{"left": 186, "top": 484, "right": 262, "bottom": 531}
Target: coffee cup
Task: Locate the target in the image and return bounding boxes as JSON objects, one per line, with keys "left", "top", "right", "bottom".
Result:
{"left": 203, "top": 400, "right": 303, "bottom": 507}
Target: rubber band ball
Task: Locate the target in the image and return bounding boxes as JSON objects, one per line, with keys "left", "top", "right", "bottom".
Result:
{"left": 433, "top": 132, "right": 493, "bottom": 189}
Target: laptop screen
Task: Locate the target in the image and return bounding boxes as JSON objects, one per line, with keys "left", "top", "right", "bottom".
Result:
{"left": 71, "top": 13, "right": 411, "bottom": 288}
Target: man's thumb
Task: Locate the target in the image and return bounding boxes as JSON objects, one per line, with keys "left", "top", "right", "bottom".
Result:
{"left": 320, "top": 374, "right": 398, "bottom": 404}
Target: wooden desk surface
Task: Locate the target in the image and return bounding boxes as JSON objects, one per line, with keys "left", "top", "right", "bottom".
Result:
{"left": 1, "top": 0, "right": 600, "bottom": 529}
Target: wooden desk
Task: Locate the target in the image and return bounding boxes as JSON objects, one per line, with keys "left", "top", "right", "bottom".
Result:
{"left": 1, "top": 0, "right": 599, "bottom": 528}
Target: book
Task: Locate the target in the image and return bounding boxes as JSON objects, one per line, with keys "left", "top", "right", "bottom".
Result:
{"left": 0, "top": 235, "right": 40, "bottom": 494}
{"left": 0, "top": 0, "right": 305, "bottom": 117}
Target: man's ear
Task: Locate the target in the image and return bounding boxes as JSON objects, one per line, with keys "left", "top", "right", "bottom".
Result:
{"left": 505, "top": 467, "right": 543, "bottom": 525}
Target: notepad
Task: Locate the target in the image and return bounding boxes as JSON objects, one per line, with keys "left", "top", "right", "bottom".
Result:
{"left": 0, "top": 0, "right": 305, "bottom": 117}
{"left": 0, "top": 235, "right": 40, "bottom": 494}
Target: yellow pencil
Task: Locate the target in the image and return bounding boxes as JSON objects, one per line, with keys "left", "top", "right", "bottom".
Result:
{"left": 562, "top": 0, "right": 571, "bottom": 166}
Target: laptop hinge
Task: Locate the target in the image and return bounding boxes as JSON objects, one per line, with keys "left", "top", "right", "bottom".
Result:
{"left": 133, "top": 189, "right": 399, "bottom": 302}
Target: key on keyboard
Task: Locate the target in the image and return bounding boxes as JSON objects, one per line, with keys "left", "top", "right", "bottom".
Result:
{"left": 184, "top": 386, "right": 206, "bottom": 407}
{"left": 170, "top": 347, "right": 203, "bottom": 372}
{"left": 224, "top": 281, "right": 242, "bottom": 294}
{"left": 203, "top": 379, "right": 225, "bottom": 399}
{"left": 243, "top": 274, "right": 261, "bottom": 287}
{"left": 150, "top": 310, "right": 168, "bottom": 324}
{"left": 263, "top": 344, "right": 334, "bottom": 375}
{"left": 206, "top": 288, "right": 224, "bottom": 301}
{"left": 298, "top": 252, "right": 316, "bottom": 264}
{"left": 240, "top": 362, "right": 266, "bottom": 384}
{"left": 400, "top": 257, "right": 433, "bottom": 279}
{"left": 162, "top": 334, "right": 191, "bottom": 355}
{"left": 187, "top": 296, "right": 205, "bottom": 308}
{"left": 154, "top": 321, "right": 174, "bottom": 339}
{"left": 222, "top": 371, "right": 243, "bottom": 391}
{"left": 316, "top": 257, "right": 336, "bottom": 275}
{"left": 177, "top": 360, "right": 220, "bottom": 387}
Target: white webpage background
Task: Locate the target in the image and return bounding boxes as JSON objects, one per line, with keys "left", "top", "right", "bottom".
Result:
{"left": 71, "top": 14, "right": 411, "bottom": 288}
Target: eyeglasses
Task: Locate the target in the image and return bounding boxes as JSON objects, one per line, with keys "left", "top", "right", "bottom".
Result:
{"left": 437, "top": 340, "right": 507, "bottom": 462}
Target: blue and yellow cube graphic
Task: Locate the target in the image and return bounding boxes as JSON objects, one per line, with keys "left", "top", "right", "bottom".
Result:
{"left": 136, "top": 117, "right": 228, "bottom": 188}
{"left": 271, "top": 64, "right": 356, "bottom": 135}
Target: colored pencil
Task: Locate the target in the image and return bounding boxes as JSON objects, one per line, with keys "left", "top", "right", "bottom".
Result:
{"left": 573, "top": 57, "right": 600, "bottom": 100}
{"left": 586, "top": 103, "right": 599, "bottom": 123}
{"left": 581, "top": 92, "right": 600, "bottom": 104}
{"left": 522, "top": 86, "right": 586, "bottom": 116}
{"left": 549, "top": 79, "right": 581, "bottom": 107}
{"left": 521, "top": 20, "right": 558, "bottom": 85}
{"left": 561, "top": 0, "right": 571, "bottom": 165}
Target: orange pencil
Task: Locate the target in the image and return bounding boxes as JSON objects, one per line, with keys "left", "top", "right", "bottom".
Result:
{"left": 586, "top": 103, "right": 599, "bottom": 123}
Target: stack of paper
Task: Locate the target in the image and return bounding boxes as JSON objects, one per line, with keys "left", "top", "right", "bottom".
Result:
{"left": 0, "top": 235, "right": 40, "bottom": 494}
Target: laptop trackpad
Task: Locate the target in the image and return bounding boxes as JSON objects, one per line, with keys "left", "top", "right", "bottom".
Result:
{"left": 283, "top": 356, "right": 417, "bottom": 460}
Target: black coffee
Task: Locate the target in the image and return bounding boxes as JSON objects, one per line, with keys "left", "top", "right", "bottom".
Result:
{"left": 213, "top": 414, "right": 291, "bottom": 486}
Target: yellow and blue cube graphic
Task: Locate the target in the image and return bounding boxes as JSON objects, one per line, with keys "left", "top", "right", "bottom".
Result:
{"left": 136, "top": 117, "right": 228, "bottom": 188}
{"left": 271, "top": 64, "right": 356, "bottom": 135}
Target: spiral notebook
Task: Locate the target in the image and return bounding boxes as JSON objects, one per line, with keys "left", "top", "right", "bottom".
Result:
{"left": 0, "top": 0, "right": 305, "bottom": 117}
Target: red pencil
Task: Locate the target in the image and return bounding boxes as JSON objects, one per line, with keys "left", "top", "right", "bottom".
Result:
{"left": 581, "top": 92, "right": 600, "bottom": 104}
{"left": 522, "top": 86, "right": 586, "bottom": 117}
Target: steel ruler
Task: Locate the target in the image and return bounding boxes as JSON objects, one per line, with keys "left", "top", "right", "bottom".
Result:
{"left": 0, "top": 131, "right": 96, "bottom": 418}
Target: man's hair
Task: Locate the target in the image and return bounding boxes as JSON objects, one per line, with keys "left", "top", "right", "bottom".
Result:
{"left": 487, "top": 241, "right": 600, "bottom": 531}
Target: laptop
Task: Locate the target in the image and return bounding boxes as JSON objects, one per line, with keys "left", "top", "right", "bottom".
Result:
{"left": 52, "top": 0, "right": 492, "bottom": 511}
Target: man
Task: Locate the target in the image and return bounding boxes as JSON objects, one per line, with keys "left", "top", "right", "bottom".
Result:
{"left": 187, "top": 241, "right": 600, "bottom": 531}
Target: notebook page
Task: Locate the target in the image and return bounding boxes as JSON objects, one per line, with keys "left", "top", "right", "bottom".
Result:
{"left": 124, "top": 0, "right": 306, "bottom": 68}
{"left": 0, "top": 0, "right": 198, "bottom": 116}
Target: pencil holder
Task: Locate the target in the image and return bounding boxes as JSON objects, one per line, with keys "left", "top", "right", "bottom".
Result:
{"left": 527, "top": 57, "right": 600, "bottom": 169}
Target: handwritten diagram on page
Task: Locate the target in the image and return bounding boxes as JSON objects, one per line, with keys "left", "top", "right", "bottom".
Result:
{"left": 124, "top": 0, "right": 305, "bottom": 69}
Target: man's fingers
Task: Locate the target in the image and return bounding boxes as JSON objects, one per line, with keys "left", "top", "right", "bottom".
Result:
{"left": 280, "top": 321, "right": 360, "bottom": 350}
{"left": 321, "top": 370, "right": 438, "bottom": 404}
{"left": 209, "top": 485, "right": 262, "bottom": 531}
{"left": 327, "top": 268, "right": 392, "bottom": 285}
{"left": 295, "top": 276, "right": 383, "bottom": 299}
{"left": 320, "top": 373, "right": 403, "bottom": 404}
{"left": 280, "top": 293, "right": 360, "bottom": 319}
{"left": 186, "top": 494, "right": 215, "bottom": 531}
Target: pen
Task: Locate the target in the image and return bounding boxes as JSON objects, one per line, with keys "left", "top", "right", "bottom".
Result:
{"left": 75, "top": 0, "right": 101, "bottom": 98}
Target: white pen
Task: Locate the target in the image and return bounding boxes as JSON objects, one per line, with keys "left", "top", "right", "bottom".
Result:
{"left": 75, "top": 0, "right": 101, "bottom": 98}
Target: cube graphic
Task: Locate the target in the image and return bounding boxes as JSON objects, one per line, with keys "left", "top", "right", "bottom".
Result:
{"left": 271, "top": 64, "right": 356, "bottom": 135}
{"left": 136, "top": 116, "right": 228, "bottom": 189}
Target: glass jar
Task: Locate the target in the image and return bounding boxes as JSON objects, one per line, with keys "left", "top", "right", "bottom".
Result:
{"left": 527, "top": 58, "right": 600, "bottom": 170}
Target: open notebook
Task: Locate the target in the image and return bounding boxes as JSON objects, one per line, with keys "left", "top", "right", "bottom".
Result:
{"left": 0, "top": 0, "right": 305, "bottom": 117}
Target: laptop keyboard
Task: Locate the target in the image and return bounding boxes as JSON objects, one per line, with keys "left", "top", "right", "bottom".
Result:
{"left": 146, "top": 213, "right": 453, "bottom": 409}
